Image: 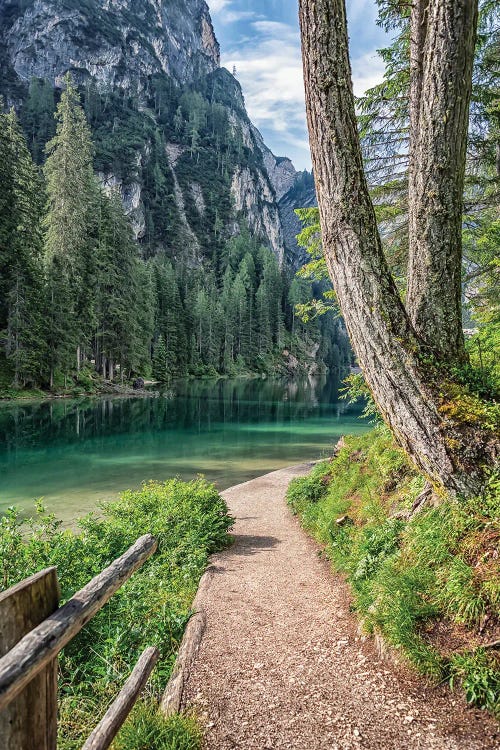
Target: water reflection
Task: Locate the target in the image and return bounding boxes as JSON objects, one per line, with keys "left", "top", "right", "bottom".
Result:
{"left": 0, "top": 376, "right": 366, "bottom": 520}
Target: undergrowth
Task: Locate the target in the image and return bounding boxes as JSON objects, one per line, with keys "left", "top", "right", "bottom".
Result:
{"left": 287, "top": 429, "right": 500, "bottom": 717}
{"left": 0, "top": 478, "right": 233, "bottom": 748}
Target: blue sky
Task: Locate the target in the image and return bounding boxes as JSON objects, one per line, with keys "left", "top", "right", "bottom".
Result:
{"left": 207, "top": 1, "right": 388, "bottom": 169}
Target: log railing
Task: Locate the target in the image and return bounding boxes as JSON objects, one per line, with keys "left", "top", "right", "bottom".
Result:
{"left": 0, "top": 534, "right": 158, "bottom": 750}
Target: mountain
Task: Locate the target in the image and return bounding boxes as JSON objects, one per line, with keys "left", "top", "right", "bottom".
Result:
{"left": 0, "top": 0, "right": 319, "bottom": 266}
{"left": 1, "top": 0, "right": 219, "bottom": 93}
{"left": 0, "top": 0, "right": 349, "bottom": 389}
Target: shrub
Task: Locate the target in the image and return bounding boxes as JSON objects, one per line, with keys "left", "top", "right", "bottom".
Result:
{"left": 0, "top": 479, "right": 233, "bottom": 748}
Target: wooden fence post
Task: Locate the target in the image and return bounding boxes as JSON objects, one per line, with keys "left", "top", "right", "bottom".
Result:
{"left": 0, "top": 568, "right": 60, "bottom": 750}
{"left": 82, "top": 646, "right": 160, "bottom": 750}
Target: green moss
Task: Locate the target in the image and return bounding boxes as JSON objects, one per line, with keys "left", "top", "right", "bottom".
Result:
{"left": 287, "top": 429, "right": 500, "bottom": 716}
{"left": 438, "top": 381, "right": 500, "bottom": 433}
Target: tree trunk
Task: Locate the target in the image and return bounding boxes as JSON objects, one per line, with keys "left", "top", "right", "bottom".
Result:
{"left": 407, "top": 0, "right": 478, "bottom": 359}
{"left": 298, "top": 0, "right": 491, "bottom": 496}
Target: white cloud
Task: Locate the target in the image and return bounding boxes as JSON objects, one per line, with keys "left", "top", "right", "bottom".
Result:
{"left": 208, "top": 1, "right": 258, "bottom": 24}
{"left": 207, "top": 0, "right": 232, "bottom": 13}
{"left": 346, "top": 0, "right": 378, "bottom": 25}
{"left": 223, "top": 10, "right": 258, "bottom": 23}
{"left": 221, "top": 20, "right": 307, "bottom": 161}
{"left": 221, "top": 19, "right": 385, "bottom": 168}
{"left": 351, "top": 50, "right": 386, "bottom": 96}
{"left": 208, "top": 2, "right": 387, "bottom": 168}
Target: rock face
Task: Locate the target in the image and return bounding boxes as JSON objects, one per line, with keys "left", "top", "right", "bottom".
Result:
{"left": 231, "top": 166, "right": 284, "bottom": 263}
{"left": 0, "top": 0, "right": 313, "bottom": 266}
{"left": 251, "top": 123, "right": 318, "bottom": 268}
{"left": 278, "top": 171, "right": 317, "bottom": 268}
{"left": 251, "top": 125, "right": 298, "bottom": 201}
{"left": 2, "top": 0, "right": 219, "bottom": 93}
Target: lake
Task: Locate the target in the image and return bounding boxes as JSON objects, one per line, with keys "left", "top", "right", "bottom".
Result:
{"left": 0, "top": 376, "right": 368, "bottom": 522}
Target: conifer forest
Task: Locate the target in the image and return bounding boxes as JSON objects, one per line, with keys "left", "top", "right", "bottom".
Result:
{"left": 0, "top": 64, "right": 350, "bottom": 394}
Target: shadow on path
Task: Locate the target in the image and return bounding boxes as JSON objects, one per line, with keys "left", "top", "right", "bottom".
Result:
{"left": 230, "top": 534, "right": 280, "bottom": 556}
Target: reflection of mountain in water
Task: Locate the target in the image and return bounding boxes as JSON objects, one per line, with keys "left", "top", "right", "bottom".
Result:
{"left": 0, "top": 376, "right": 352, "bottom": 452}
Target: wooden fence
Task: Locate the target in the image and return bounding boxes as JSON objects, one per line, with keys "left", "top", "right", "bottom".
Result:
{"left": 0, "top": 534, "right": 158, "bottom": 750}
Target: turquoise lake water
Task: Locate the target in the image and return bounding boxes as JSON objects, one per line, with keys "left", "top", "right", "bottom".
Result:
{"left": 0, "top": 376, "right": 368, "bottom": 522}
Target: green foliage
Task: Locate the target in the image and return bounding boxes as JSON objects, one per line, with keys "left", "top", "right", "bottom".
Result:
{"left": 340, "top": 372, "right": 381, "bottom": 422}
{"left": 0, "top": 65, "right": 355, "bottom": 395}
{"left": 43, "top": 73, "right": 99, "bottom": 381}
{"left": 287, "top": 430, "right": 500, "bottom": 715}
{"left": 0, "top": 108, "right": 46, "bottom": 387}
{"left": 449, "top": 650, "right": 500, "bottom": 715}
{"left": 95, "top": 189, "right": 150, "bottom": 379}
{"left": 0, "top": 478, "right": 233, "bottom": 748}
{"left": 294, "top": 207, "right": 339, "bottom": 322}
{"left": 21, "top": 77, "right": 56, "bottom": 163}
{"left": 113, "top": 704, "right": 201, "bottom": 750}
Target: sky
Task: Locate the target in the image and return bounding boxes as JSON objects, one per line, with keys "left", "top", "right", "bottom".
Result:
{"left": 206, "top": 1, "right": 388, "bottom": 170}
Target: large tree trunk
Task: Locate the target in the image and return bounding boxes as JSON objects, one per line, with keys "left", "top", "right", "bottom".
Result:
{"left": 298, "top": 0, "right": 491, "bottom": 496}
{"left": 407, "top": 0, "right": 478, "bottom": 359}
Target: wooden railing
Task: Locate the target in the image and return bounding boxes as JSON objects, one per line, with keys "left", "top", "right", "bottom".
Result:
{"left": 0, "top": 534, "right": 158, "bottom": 750}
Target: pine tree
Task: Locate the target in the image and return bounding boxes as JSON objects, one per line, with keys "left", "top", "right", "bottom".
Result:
{"left": 0, "top": 109, "right": 17, "bottom": 335}
{"left": 95, "top": 189, "right": 143, "bottom": 381}
{"left": 0, "top": 109, "right": 45, "bottom": 386}
{"left": 152, "top": 334, "right": 169, "bottom": 382}
{"left": 43, "top": 73, "right": 98, "bottom": 380}
{"left": 21, "top": 77, "right": 56, "bottom": 164}
{"left": 255, "top": 281, "right": 272, "bottom": 355}
{"left": 152, "top": 257, "right": 186, "bottom": 374}
{"left": 260, "top": 249, "right": 283, "bottom": 346}
{"left": 134, "top": 263, "right": 155, "bottom": 377}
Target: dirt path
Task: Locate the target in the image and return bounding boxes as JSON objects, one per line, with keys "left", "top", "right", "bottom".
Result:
{"left": 182, "top": 465, "right": 498, "bottom": 749}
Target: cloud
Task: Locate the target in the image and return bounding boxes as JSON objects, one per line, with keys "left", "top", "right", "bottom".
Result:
{"left": 351, "top": 50, "right": 386, "bottom": 96}
{"left": 209, "top": 1, "right": 387, "bottom": 169}
{"left": 221, "top": 20, "right": 309, "bottom": 165}
{"left": 207, "top": 0, "right": 257, "bottom": 24}
{"left": 207, "top": 0, "right": 232, "bottom": 13}
{"left": 223, "top": 10, "right": 258, "bottom": 23}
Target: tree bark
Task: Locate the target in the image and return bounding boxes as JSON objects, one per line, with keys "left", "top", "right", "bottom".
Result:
{"left": 298, "top": 0, "right": 490, "bottom": 496}
{"left": 407, "top": 0, "right": 478, "bottom": 359}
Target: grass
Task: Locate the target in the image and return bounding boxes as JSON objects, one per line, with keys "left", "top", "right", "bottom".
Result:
{"left": 0, "top": 478, "right": 233, "bottom": 748}
{"left": 287, "top": 428, "right": 500, "bottom": 717}
{"left": 112, "top": 705, "right": 202, "bottom": 750}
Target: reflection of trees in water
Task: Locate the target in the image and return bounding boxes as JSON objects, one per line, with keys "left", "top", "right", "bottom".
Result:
{"left": 0, "top": 376, "right": 354, "bottom": 452}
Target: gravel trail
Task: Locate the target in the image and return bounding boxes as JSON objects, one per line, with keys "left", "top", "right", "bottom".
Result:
{"left": 182, "top": 465, "right": 498, "bottom": 749}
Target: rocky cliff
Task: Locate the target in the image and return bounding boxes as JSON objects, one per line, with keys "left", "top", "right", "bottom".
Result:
{"left": 1, "top": 0, "right": 219, "bottom": 93}
{"left": 0, "top": 0, "right": 313, "bottom": 266}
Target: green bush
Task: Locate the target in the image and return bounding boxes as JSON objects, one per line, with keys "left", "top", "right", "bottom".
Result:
{"left": 287, "top": 429, "right": 500, "bottom": 716}
{"left": 0, "top": 479, "right": 233, "bottom": 748}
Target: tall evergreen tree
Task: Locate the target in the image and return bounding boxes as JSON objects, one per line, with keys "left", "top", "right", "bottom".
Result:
{"left": 21, "top": 77, "right": 56, "bottom": 164}
{"left": 0, "top": 108, "right": 45, "bottom": 386}
{"left": 43, "top": 73, "right": 98, "bottom": 380}
{"left": 95, "top": 189, "right": 144, "bottom": 381}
